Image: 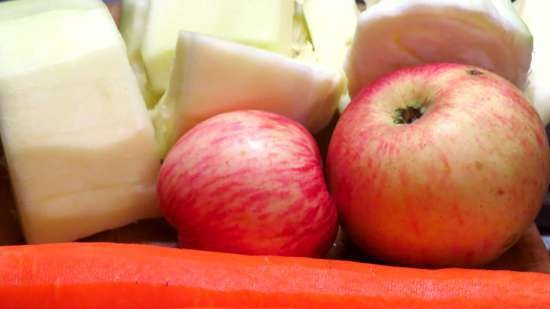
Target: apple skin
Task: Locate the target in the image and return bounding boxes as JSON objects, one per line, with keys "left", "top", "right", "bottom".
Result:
{"left": 327, "top": 63, "right": 550, "bottom": 267}
{"left": 158, "top": 110, "right": 338, "bottom": 257}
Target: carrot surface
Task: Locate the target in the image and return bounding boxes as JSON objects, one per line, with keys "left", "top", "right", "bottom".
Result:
{"left": 0, "top": 242, "right": 548, "bottom": 309}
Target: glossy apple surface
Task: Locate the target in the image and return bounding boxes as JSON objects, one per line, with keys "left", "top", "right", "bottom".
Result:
{"left": 328, "top": 63, "right": 550, "bottom": 267}
{"left": 158, "top": 110, "right": 337, "bottom": 257}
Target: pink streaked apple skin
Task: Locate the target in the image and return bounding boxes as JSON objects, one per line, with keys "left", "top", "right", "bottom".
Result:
{"left": 327, "top": 63, "right": 550, "bottom": 267}
{"left": 158, "top": 110, "right": 338, "bottom": 257}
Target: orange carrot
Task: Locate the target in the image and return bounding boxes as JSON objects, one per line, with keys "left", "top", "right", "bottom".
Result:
{"left": 0, "top": 243, "right": 548, "bottom": 309}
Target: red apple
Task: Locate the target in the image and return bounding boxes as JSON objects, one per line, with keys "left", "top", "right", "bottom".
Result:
{"left": 158, "top": 110, "right": 337, "bottom": 257}
{"left": 327, "top": 63, "right": 550, "bottom": 267}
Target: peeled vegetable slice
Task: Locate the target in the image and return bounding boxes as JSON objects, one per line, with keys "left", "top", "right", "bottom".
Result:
{"left": 365, "top": 0, "right": 382, "bottom": 8}
{"left": 119, "top": 0, "right": 149, "bottom": 56}
{"left": 298, "top": 0, "right": 359, "bottom": 113}
{"left": 152, "top": 32, "right": 344, "bottom": 157}
{"left": 345, "top": 0, "right": 533, "bottom": 98}
{"left": 119, "top": 0, "right": 156, "bottom": 108}
{"left": 514, "top": 0, "right": 550, "bottom": 125}
{"left": 141, "top": 0, "right": 295, "bottom": 95}
{"left": 301, "top": 0, "right": 358, "bottom": 72}
{"left": 291, "top": 1, "right": 315, "bottom": 61}
{"left": 0, "top": 0, "right": 161, "bottom": 243}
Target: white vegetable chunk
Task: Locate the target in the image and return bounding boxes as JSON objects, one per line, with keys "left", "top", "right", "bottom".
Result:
{"left": 0, "top": 0, "right": 161, "bottom": 243}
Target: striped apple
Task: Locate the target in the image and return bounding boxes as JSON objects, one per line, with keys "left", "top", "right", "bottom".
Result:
{"left": 328, "top": 63, "right": 550, "bottom": 267}
{"left": 158, "top": 110, "right": 337, "bottom": 257}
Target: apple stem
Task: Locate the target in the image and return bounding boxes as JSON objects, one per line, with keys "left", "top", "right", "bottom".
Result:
{"left": 393, "top": 102, "right": 426, "bottom": 124}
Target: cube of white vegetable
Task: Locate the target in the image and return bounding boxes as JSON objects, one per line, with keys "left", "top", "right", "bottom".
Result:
{"left": 0, "top": 0, "right": 161, "bottom": 243}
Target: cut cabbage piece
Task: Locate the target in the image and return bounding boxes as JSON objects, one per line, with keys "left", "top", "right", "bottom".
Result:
{"left": 0, "top": 0, "right": 161, "bottom": 243}
{"left": 119, "top": 0, "right": 156, "bottom": 108}
{"left": 514, "top": 0, "right": 550, "bottom": 125}
{"left": 152, "top": 32, "right": 345, "bottom": 157}
{"left": 346, "top": 0, "right": 533, "bottom": 98}
{"left": 364, "top": 0, "right": 382, "bottom": 9}
{"left": 299, "top": 0, "right": 359, "bottom": 112}
{"left": 141, "top": 0, "right": 295, "bottom": 96}
{"left": 291, "top": 0, "right": 315, "bottom": 61}
{"left": 302, "top": 0, "right": 359, "bottom": 71}
{"left": 120, "top": 0, "right": 149, "bottom": 55}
